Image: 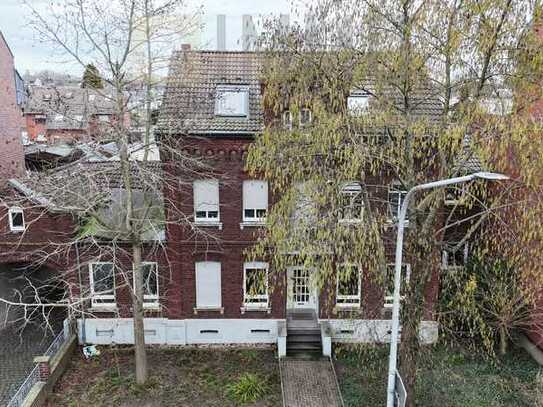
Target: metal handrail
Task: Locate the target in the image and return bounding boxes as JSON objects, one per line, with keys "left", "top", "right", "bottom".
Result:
{"left": 6, "top": 364, "right": 40, "bottom": 407}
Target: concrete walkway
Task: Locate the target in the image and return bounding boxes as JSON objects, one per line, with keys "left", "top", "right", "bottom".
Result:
{"left": 280, "top": 358, "right": 344, "bottom": 407}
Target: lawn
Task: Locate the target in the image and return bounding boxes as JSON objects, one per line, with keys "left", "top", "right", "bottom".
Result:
{"left": 335, "top": 343, "right": 543, "bottom": 407}
{"left": 47, "top": 346, "right": 282, "bottom": 407}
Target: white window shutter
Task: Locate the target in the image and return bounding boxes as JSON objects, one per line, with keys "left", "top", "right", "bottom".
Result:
{"left": 195, "top": 261, "right": 221, "bottom": 308}
{"left": 243, "top": 180, "right": 268, "bottom": 210}
{"left": 194, "top": 180, "right": 219, "bottom": 213}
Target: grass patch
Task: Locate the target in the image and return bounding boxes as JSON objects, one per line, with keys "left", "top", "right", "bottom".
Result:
{"left": 335, "top": 343, "right": 543, "bottom": 407}
{"left": 226, "top": 373, "right": 270, "bottom": 404}
{"left": 47, "top": 347, "right": 281, "bottom": 407}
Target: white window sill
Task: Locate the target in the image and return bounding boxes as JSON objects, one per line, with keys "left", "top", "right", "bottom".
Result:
{"left": 241, "top": 306, "right": 271, "bottom": 314}
{"left": 9, "top": 228, "right": 25, "bottom": 233}
{"left": 240, "top": 221, "right": 266, "bottom": 230}
{"left": 193, "top": 306, "right": 224, "bottom": 315}
{"left": 334, "top": 304, "right": 361, "bottom": 312}
{"left": 89, "top": 305, "right": 118, "bottom": 313}
{"left": 338, "top": 219, "right": 363, "bottom": 225}
{"left": 143, "top": 303, "right": 161, "bottom": 310}
{"left": 194, "top": 221, "right": 223, "bottom": 230}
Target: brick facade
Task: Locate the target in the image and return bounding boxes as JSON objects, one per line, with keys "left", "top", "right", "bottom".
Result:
{"left": 0, "top": 32, "right": 25, "bottom": 185}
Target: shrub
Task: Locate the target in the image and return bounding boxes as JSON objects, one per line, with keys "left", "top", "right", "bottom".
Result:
{"left": 226, "top": 373, "right": 269, "bottom": 404}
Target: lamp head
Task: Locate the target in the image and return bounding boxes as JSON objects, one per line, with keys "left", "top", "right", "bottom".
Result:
{"left": 472, "top": 171, "right": 509, "bottom": 181}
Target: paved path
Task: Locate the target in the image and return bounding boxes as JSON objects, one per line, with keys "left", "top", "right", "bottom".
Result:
{"left": 280, "top": 359, "right": 344, "bottom": 407}
{"left": 0, "top": 315, "right": 64, "bottom": 406}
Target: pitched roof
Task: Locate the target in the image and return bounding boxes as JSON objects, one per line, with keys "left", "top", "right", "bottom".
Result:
{"left": 157, "top": 51, "right": 264, "bottom": 135}
{"left": 25, "top": 85, "right": 116, "bottom": 130}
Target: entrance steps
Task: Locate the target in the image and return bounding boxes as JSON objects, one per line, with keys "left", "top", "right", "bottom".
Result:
{"left": 286, "top": 310, "right": 322, "bottom": 357}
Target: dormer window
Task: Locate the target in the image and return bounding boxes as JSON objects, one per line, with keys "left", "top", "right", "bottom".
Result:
{"left": 347, "top": 91, "right": 370, "bottom": 116}
{"left": 215, "top": 85, "right": 249, "bottom": 117}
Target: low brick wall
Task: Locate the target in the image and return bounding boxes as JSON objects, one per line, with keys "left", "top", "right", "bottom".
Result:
{"left": 22, "top": 334, "right": 77, "bottom": 407}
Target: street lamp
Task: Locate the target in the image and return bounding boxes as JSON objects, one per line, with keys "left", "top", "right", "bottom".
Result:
{"left": 386, "top": 171, "right": 509, "bottom": 407}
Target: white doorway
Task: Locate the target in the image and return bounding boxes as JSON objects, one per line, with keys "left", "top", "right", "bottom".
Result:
{"left": 287, "top": 266, "right": 318, "bottom": 312}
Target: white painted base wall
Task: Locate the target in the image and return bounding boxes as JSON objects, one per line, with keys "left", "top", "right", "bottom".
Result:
{"left": 77, "top": 318, "right": 439, "bottom": 346}
{"left": 321, "top": 319, "right": 439, "bottom": 345}
{"left": 77, "top": 318, "right": 283, "bottom": 345}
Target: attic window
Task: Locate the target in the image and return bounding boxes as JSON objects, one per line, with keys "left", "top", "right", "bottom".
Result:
{"left": 347, "top": 91, "right": 370, "bottom": 116}
{"left": 215, "top": 85, "right": 249, "bottom": 117}
{"left": 43, "top": 94, "right": 52, "bottom": 101}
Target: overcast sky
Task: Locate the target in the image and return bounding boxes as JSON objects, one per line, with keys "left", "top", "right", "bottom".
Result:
{"left": 0, "top": 0, "right": 301, "bottom": 75}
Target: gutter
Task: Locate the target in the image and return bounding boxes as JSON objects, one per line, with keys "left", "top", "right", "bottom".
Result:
{"left": 8, "top": 178, "right": 83, "bottom": 213}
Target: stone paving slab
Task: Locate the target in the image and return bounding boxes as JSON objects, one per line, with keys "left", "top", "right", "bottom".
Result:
{"left": 280, "top": 358, "right": 343, "bottom": 407}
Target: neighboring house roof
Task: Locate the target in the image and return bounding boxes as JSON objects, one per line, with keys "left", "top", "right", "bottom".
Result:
{"left": 9, "top": 161, "right": 165, "bottom": 241}
{"left": 25, "top": 85, "right": 116, "bottom": 130}
{"left": 157, "top": 51, "right": 264, "bottom": 135}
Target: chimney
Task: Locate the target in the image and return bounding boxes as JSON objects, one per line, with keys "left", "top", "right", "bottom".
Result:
{"left": 217, "top": 14, "right": 226, "bottom": 51}
{"left": 181, "top": 43, "right": 191, "bottom": 51}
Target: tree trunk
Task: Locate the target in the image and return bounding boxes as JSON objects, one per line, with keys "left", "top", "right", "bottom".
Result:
{"left": 499, "top": 325, "right": 508, "bottom": 355}
{"left": 132, "top": 243, "right": 148, "bottom": 384}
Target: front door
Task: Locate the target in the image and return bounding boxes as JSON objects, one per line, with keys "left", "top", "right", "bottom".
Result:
{"left": 287, "top": 266, "right": 318, "bottom": 311}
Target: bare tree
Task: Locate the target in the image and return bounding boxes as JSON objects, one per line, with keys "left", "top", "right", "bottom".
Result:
{"left": 0, "top": 0, "right": 207, "bottom": 385}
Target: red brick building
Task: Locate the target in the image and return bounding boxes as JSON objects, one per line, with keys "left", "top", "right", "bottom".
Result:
{"left": 1, "top": 51, "right": 449, "bottom": 353}
{"left": 23, "top": 85, "right": 121, "bottom": 144}
{"left": 0, "top": 31, "right": 25, "bottom": 185}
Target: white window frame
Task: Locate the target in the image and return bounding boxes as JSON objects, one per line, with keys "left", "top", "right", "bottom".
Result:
{"left": 215, "top": 85, "right": 249, "bottom": 117}
{"left": 442, "top": 243, "right": 469, "bottom": 270}
{"left": 347, "top": 91, "right": 370, "bottom": 116}
{"left": 388, "top": 183, "right": 408, "bottom": 222}
{"left": 243, "top": 262, "right": 269, "bottom": 308}
{"left": 339, "top": 182, "right": 364, "bottom": 223}
{"left": 8, "top": 207, "right": 25, "bottom": 232}
{"left": 242, "top": 180, "right": 268, "bottom": 223}
{"left": 133, "top": 262, "right": 159, "bottom": 308}
{"left": 282, "top": 110, "right": 293, "bottom": 129}
{"left": 384, "top": 263, "right": 411, "bottom": 308}
{"left": 193, "top": 180, "right": 220, "bottom": 223}
{"left": 299, "top": 108, "right": 312, "bottom": 127}
{"left": 195, "top": 261, "right": 222, "bottom": 309}
{"left": 89, "top": 262, "right": 116, "bottom": 308}
{"left": 336, "top": 264, "right": 362, "bottom": 307}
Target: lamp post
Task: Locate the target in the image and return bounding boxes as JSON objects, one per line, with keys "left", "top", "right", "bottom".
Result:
{"left": 386, "top": 171, "right": 509, "bottom": 407}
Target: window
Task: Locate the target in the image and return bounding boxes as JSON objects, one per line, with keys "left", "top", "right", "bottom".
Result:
{"left": 98, "top": 115, "right": 110, "bottom": 123}
{"left": 388, "top": 183, "right": 408, "bottom": 222}
{"left": 54, "top": 114, "right": 64, "bottom": 122}
{"left": 244, "top": 262, "right": 269, "bottom": 308}
{"left": 442, "top": 243, "right": 469, "bottom": 269}
{"left": 243, "top": 180, "right": 268, "bottom": 223}
{"left": 36, "top": 134, "right": 47, "bottom": 142}
{"left": 193, "top": 180, "right": 220, "bottom": 222}
{"left": 339, "top": 182, "right": 364, "bottom": 222}
{"left": 133, "top": 262, "right": 159, "bottom": 307}
{"left": 195, "top": 261, "right": 221, "bottom": 309}
{"left": 384, "top": 264, "right": 411, "bottom": 308}
{"left": 215, "top": 85, "right": 249, "bottom": 117}
{"left": 299, "top": 108, "right": 312, "bottom": 126}
{"left": 8, "top": 207, "right": 25, "bottom": 232}
{"left": 89, "top": 94, "right": 96, "bottom": 102}
{"left": 347, "top": 91, "right": 370, "bottom": 116}
{"left": 89, "top": 262, "right": 116, "bottom": 307}
{"left": 282, "top": 111, "right": 293, "bottom": 129}
{"left": 43, "top": 94, "right": 51, "bottom": 101}
{"left": 336, "top": 264, "right": 361, "bottom": 307}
